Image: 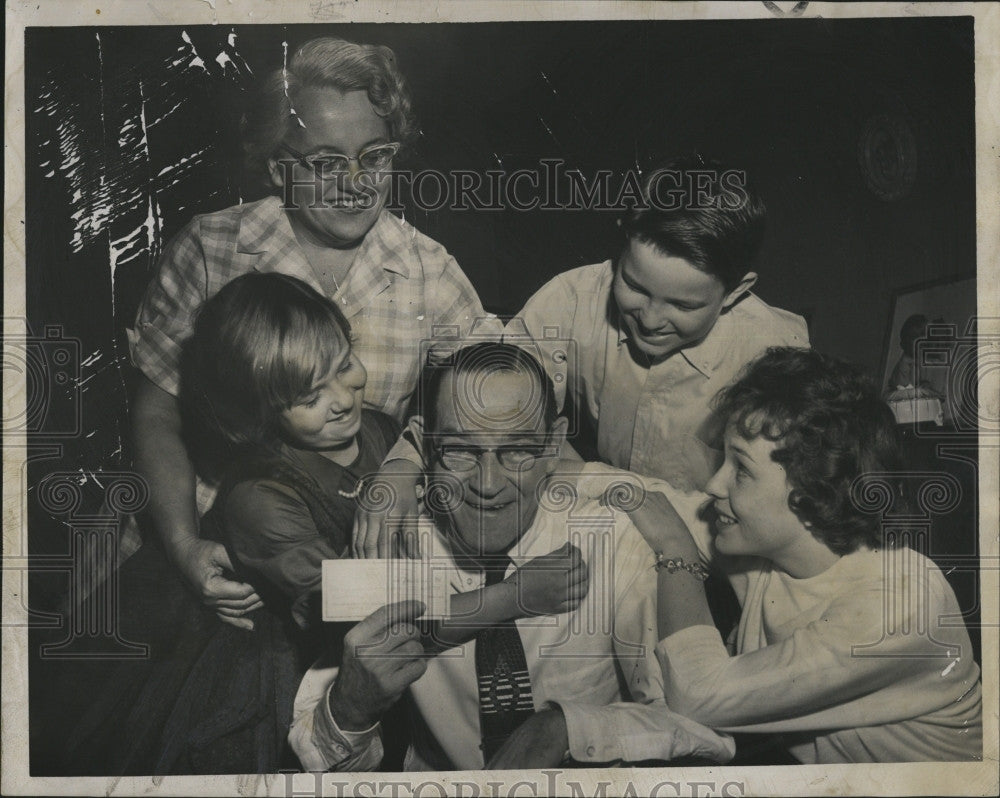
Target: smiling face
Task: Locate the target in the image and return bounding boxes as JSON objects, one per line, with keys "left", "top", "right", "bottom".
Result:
{"left": 704, "top": 423, "right": 837, "bottom": 577}
{"left": 428, "top": 370, "right": 565, "bottom": 559}
{"left": 612, "top": 238, "right": 753, "bottom": 361}
{"left": 278, "top": 336, "right": 367, "bottom": 452}
{"left": 268, "top": 87, "right": 393, "bottom": 248}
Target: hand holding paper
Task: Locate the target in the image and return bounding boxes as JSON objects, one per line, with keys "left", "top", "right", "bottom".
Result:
{"left": 328, "top": 600, "right": 429, "bottom": 732}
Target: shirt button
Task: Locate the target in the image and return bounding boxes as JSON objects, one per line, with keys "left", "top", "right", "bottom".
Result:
{"left": 466, "top": 578, "right": 474, "bottom": 586}
{"left": 586, "top": 745, "right": 596, "bottom": 757}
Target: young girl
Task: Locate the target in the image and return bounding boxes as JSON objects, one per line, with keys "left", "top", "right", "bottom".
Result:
{"left": 632, "top": 346, "right": 983, "bottom": 762}
{"left": 61, "top": 273, "right": 583, "bottom": 775}
{"left": 61, "top": 273, "right": 399, "bottom": 774}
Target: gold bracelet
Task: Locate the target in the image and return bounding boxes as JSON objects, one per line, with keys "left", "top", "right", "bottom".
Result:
{"left": 653, "top": 552, "right": 710, "bottom": 581}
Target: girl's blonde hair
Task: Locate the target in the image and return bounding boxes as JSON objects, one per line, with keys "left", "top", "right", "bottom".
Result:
{"left": 183, "top": 272, "right": 354, "bottom": 450}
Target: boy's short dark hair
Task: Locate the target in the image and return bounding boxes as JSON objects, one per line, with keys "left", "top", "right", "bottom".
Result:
{"left": 621, "top": 156, "right": 766, "bottom": 291}
{"left": 419, "top": 342, "right": 558, "bottom": 438}
{"left": 714, "top": 347, "right": 903, "bottom": 555}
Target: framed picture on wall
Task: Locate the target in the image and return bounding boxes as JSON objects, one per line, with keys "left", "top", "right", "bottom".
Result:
{"left": 880, "top": 273, "right": 977, "bottom": 424}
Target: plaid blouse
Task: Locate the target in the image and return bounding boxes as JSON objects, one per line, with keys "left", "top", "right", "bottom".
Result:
{"left": 127, "top": 196, "right": 490, "bottom": 423}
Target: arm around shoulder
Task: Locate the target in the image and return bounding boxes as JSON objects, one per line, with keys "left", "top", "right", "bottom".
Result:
{"left": 132, "top": 374, "right": 200, "bottom": 556}
{"left": 133, "top": 374, "right": 260, "bottom": 622}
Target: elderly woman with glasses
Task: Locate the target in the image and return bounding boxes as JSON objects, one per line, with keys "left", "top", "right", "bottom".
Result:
{"left": 126, "top": 37, "right": 489, "bottom": 630}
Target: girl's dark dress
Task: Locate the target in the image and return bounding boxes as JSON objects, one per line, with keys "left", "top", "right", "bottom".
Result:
{"left": 57, "top": 410, "right": 399, "bottom": 775}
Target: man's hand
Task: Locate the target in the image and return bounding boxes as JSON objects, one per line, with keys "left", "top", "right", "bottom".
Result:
{"left": 329, "top": 600, "right": 428, "bottom": 732}
{"left": 172, "top": 537, "right": 263, "bottom": 631}
{"left": 485, "top": 708, "right": 569, "bottom": 769}
{"left": 353, "top": 462, "right": 423, "bottom": 560}
{"left": 510, "top": 543, "right": 589, "bottom": 616}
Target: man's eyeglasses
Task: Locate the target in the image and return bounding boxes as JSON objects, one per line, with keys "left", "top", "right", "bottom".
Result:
{"left": 279, "top": 142, "right": 400, "bottom": 178}
{"left": 435, "top": 443, "right": 556, "bottom": 473}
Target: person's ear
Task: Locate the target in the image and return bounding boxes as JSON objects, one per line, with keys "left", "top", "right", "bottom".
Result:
{"left": 545, "top": 417, "right": 570, "bottom": 471}
{"left": 410, "top": 415, "right": 426, "bottom": 453}
{"left": 266, "top": 156, "right": 285, "bottom": 189}
{"left": 720, "top": 272, "right": 758, "bottom": 311}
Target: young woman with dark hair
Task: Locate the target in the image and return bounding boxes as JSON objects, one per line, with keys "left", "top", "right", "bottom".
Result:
{"left": 634, "top": 347, "right": 983, "bottom": 763}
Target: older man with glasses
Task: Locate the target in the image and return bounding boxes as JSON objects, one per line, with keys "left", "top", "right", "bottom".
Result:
{"left": 289, "top": 343, "right": 733, "bottom": 771}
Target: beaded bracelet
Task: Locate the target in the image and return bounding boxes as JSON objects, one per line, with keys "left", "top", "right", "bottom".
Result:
{"left": 338, "top": 476, "right": 365, "bottom": 500}
{"left": 653, "top": 552, "right": 710, "bottom": 581}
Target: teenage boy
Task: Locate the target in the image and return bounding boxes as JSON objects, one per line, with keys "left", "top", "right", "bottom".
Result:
{"left": 518, "top": 157, "right": 807, "bottom": 491}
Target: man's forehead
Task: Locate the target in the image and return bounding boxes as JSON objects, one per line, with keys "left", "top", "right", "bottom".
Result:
{"left": 434, "top": 369, "right": 547, "bottom": 436}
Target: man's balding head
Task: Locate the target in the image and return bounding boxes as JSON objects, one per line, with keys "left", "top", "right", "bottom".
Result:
{"left": 419, "top": 344, "right": 566, "bottom": 559}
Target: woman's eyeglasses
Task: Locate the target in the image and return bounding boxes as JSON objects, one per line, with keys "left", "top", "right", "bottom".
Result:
{"left": 279, "top": 142, "right": 400, "bottom": 178}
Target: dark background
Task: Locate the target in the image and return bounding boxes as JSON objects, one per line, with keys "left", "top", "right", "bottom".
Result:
{"left": 24, "top": 19, "right": 979, "bottom": 640}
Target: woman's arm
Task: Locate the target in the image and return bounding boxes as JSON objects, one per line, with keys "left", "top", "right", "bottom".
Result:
{"left": 133, "top": 376, "right": 262, "bottom": 628}
{"left": 128, "top": 219, "right": 261, "bottom": 626}
{"left": 655, "top": 584, "right": 950, "bottom": 731}
{"left": 624, "top": 489, "right": 716, "bottom": 637}
{"left": 132, "top": 375, "right": 200, "bottom": 554}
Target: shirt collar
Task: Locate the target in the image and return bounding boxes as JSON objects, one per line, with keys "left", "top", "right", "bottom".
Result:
{"left": 360, "top": 210, "right": 412, "bottom": 279}
{"left": 236, "top": 196, "right": 411, "bottom": 279}
{"left": 674, "top": 308, "right": 736, "bottom": 378}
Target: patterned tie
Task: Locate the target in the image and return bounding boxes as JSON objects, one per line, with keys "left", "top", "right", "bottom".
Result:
{"left": 475, "top": 556, "right": 535, "bottom": 764}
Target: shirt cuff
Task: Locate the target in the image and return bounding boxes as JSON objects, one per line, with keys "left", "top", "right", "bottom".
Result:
{"left": 316, "top": 695, "right": 381, "bottom": 754}
{"left": 289, "top": 666, "right": 384, "bottom": 772}
{"left": 554, "top": 700, "right": 735, "bottom": 764}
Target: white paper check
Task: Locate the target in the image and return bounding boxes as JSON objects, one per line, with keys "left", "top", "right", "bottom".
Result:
{"left": 321, "top": 559, "right": 451, "bottom": 621}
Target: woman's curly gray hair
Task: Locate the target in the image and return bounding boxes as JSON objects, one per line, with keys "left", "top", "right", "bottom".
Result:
{"left": 241, "top": 37, "right": 418, "bottom": 191}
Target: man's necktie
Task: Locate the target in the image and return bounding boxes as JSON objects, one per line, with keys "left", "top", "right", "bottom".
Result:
{"left": 475, "top": 557, "right": 535, "bottom": 764}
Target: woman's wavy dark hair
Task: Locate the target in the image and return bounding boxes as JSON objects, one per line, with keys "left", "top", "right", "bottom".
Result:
{"left": 181, "top": 273, "right": 353, "bottom": 455}
{"left": 242, "top": 37, "right": 419, "bottom": 191}
{"left": 713, "top": 347, "right": 903, "bottom": 555}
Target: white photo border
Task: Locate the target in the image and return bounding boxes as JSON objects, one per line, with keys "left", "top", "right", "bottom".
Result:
{"left": 3, "top": 2, "right": 998, "bottom": 796}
